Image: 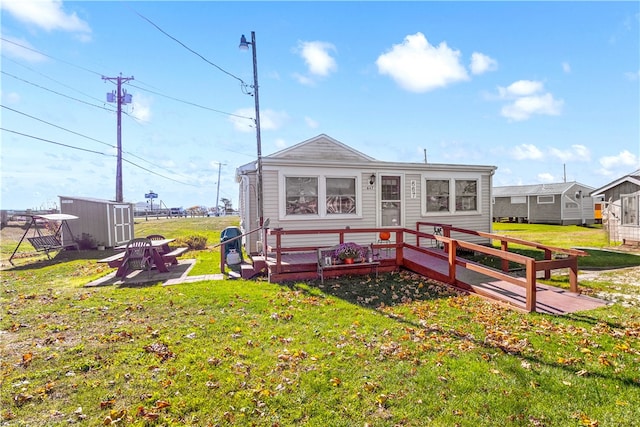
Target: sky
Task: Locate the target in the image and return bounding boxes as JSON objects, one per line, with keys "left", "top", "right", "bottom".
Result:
{"left": 1, "top": 1, "right": 639, "bottom": 212}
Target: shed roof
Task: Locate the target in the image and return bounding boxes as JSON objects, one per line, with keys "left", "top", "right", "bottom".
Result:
{"left": 493, "top": 182, "right": 593, "bottom": 197}
{"left": 590, "top": 169, "right": 640, "bottom": 196}
{"left": 58, "top": 196, "right": 131, "bottom": 204}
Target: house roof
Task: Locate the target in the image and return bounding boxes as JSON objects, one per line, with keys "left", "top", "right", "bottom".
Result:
{"left": 236, "top": 134, "right": 497, "bottom": 174}
{"left": 590, "top": 169, "right": 640, "bottom": 196}
{"left": 493, "top": 182, "right": 593, "bottom": 197}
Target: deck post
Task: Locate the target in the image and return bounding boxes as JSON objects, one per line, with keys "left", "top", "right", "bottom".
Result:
{"left": 501, "top": 240, "right": 509, "bottom": 272}
{"left": 543, "top": 249, "right": 552, "bottom": 279}
{"left": 448, "top": 239, "right": 457, "bottom": 284}
{"left": 569, "top": 256, "right": 579, "bottom": 293}
{"left": 526, "top": 258, "right": 537, "bottom": 312}
{"left": 395, "top": 230, "right": 404, "bottom": 265}
{"left": 275, "top": 230, "right": 282, "bottom": 274}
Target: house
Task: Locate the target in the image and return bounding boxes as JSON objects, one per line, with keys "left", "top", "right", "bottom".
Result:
{"left": 590, "top": 169, "right": 640, "bottom": 245}
{"left": 59, "top": 196, "right": 134, "bottom": 248}
{"left": 236, "top": 134, "right": 497, "bottom": 255}
{"left": 492, "top": 182, "right": 596, "bottom": 225}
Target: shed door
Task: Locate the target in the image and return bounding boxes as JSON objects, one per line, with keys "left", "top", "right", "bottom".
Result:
{"left": 113, "top": 205, "right": 133, "bottom": 243}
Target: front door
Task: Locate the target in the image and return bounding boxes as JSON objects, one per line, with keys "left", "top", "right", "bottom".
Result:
{"left": 380, "top": 175, "right": 402, "bottom": 226}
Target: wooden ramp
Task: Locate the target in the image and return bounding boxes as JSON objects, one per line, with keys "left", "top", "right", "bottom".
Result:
{"left": 402, "top": 247, "right": 609, "bottom": 315}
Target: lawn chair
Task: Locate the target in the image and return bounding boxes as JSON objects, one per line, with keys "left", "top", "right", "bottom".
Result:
{"left": 121, "top": 238, "right": 153, "bottom": 278}
{"left": 146, "top": 234, "right": 171, "bottom": 254}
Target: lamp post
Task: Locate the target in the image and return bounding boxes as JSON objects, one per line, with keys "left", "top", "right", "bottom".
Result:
{"left": 239, "top": 32, "right": 264, "bottom": 236}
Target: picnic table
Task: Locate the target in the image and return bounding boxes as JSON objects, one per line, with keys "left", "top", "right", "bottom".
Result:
{"left": 98, "top": 238, "right": 188, "bottom": 277}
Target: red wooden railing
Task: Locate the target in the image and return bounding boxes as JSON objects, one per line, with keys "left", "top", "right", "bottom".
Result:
{"left": 265, "top": 223, "right": 586, "bottom": 313}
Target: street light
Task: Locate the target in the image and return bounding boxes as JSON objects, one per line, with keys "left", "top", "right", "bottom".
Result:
{"left": 239, "top": 32, "right": 264, "bottom": 240}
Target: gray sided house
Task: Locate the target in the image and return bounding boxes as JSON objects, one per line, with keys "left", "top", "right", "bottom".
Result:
{"left": 59, "top": 196, "right": 134, "bottom": 248}
{"left": 492, "top": 182, "right": 596, "bottom": 225}
{"left": 236, "top": 134, "right": 497, "bottom": 255}
{"left": 590, "top": 169, "right": 640, "bottom": 245}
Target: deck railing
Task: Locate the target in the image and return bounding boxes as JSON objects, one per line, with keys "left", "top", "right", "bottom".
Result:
{"left": 267, "top": 224, "right": 586, "bottom": 312}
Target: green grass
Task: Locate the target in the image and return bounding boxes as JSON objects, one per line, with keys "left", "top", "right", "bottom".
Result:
{"left": 1, "top": 220, "right": 639, "bottom": 426}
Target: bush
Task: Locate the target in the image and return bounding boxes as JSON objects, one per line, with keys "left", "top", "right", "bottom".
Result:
{"left": 178, "top": 234, "right": 208, "bottom": 250}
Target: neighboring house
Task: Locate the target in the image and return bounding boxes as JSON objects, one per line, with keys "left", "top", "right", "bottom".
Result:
{"left": 590, "top": 169, "right": 640, "bottom": 245}
{"left": 492, "top": 182, "right": 596, "bottom": 225}
{"left": 236, "top": 134, "right": 497, "bottom": 255}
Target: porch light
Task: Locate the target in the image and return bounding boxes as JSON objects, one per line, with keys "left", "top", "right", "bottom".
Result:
{"left": 369, "top": 174, "right": 376, "bottom": 185}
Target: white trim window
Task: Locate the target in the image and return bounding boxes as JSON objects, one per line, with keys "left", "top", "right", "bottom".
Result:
{"left": 285, "top": 177, "right": 318, "bottom": 215}
{"left": 282, "top": 174, "right": 360, "bottom": 219}
{"left": 622, "top": 193, "right": 639, "bottom": 226}
{"left": 426, "top": 179, "right": 450, "bottom": 213}
{"left": 537, "top": 195, "right": 554, "bottom": 204}
{"left": 424, "top": 176, "right": 480, "bottom": 215}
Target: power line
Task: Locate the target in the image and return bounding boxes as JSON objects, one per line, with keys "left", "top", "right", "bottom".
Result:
{"left": 2, "top": 71, "right": 117, "bottom": 113}
{"left": 2, "top": 104, "right": 115, "bottom": 149}
{"left": 1, "top": 127, "right": 200, "bottom": 187}
{"left": 125, "top": 5, "right": 245, "bottom": 84}
{"left": 0, "top": 37, "right": 104, "bottom": 76}
{"left": 128, "top": 82, "right": 253, "bottom": 121}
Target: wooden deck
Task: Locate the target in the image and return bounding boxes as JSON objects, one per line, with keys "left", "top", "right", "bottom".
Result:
{"left": 261, "top": 247, "right": 608, "bottom": 315}
{"left": 401, "top": 247, "right": 608, "bottom": 315}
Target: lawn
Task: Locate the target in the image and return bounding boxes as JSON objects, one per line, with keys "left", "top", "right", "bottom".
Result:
{"left": 1, "top": 219, "right": 639, "bottom": 426}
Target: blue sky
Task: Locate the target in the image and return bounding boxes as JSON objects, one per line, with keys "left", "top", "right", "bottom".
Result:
{"left": 1, "top": 1, "right": 639, "bottom": 211}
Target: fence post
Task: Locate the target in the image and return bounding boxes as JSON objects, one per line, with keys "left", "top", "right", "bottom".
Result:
{"left": 501, "top": 240, "right": 509, "bottom": 272}
{"left": 569, "top": 256, "right": 578, "bottom": 293}
{"left": 526, "top": 258, "right": 537, "bottom": 312}
{"left": 395, "top": 230, "right": 404, "bottom": 265}
{"left": 448, "top": 239, "right": 457, "bottom": 284}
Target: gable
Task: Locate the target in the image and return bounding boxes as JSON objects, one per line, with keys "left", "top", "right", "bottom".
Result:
{"left": 268, "top": 134, "right": 376, "bottom": 162}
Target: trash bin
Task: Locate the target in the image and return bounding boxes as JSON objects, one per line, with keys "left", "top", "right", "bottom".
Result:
{"left": 220, "top": 226, "right": 243, "bottom": 267}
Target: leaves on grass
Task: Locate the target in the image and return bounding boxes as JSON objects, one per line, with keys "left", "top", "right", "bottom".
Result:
{"left": 143, "top": 342, "right": 175, "bottom": 362}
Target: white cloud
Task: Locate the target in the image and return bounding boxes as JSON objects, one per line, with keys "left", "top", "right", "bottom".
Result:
{"left": 275, "top": 138, "right": 287, "bottom": 149}
{"left": 562, "top": 62, "right": 571, "bottom": 73}
{"left": 511, "top": 144, "right": 544, "bottom": 160}
{"left": 498, "top": 80, "right": 544, "bottom": 98}
{"left": 497, "top": 80, "right": 564, "bottom": 121}
{"left": 625, "top": 69, "right": 640, "bottom": 81}
{"left": 293, "top": 73, "right": 315, "bottom": 86}
{"left": 376, "top": 32, "right": 469, "bottom": 92}
{"left": 470, "top": 52, "right": 498, "bottom": 75}
{"left": 2, "top": 91, "right": 22, "bottom": 104}
{"left": 599, "top": 150, "right": 639, "bottom": 169}
{"left": 297, "top": 41, "right": 337, "bottom": 77}
{"left": 0, "top": 36, "right": 48, "bottom": 62}
{"left": 229, "top": 108, "right": 289, "bottom": 132}
{"left": 304, "top": 116, "right": 319, "bottom": 129}
{"left": 1, "top": 0, "right": 91, "bottom": 40}
{"left": 130, "top": 92, "right": 152, "bottom": 122}
{"left": 537, "top": 172, "right": 555, "bottom": 183}
{"left": 549, "top": 144, "right": 591, "bottom": 162}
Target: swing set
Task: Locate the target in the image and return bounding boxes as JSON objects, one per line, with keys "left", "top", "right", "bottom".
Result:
{"left": 9, "top": 213, "right": 80, "bottom": 265}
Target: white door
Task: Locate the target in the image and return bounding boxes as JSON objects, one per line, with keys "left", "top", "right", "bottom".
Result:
{"left": 113, "top": 204, "right": 133, "bottom": 244}
{"left": 380, "top": 175, "right": 402, "bottom": 226}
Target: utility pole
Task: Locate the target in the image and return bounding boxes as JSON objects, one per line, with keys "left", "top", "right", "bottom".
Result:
{"left": 215, "top": 162, "right": 224, "bottom": 216}
{"left": 103, "top": 73, "right": 134, "bottom": 202}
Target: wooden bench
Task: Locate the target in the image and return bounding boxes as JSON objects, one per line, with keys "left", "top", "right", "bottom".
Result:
{"left": 161, "top": 247, "right": 189, "bottom": 265}
{"left": 317, "top": 244, "right": 379, "bottom": 284}
{"left": 97, "top": 252, "right": 127, "bottom": 268}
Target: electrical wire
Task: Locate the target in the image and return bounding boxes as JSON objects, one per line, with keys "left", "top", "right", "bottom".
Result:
{"left": 125, "top": 5, "right": 246, "bottom": 84}
{"left": 1, "top": 127, "right": 200, "bottom": 187}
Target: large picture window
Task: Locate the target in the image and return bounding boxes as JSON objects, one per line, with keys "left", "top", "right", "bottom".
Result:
{"left": 326, "top": 178, "right": 356, "bottom": 214}
{"left": 622, "top": 194, "right": 639, "bottom": 225}
{"left": 283, "top": 174, "right": 359, "bottom": 218}
{"left": 426, "top": 179, "right": 450, "bottom": 212}
{"left": 286, "top": 177, "right": 318, "bottom": 215}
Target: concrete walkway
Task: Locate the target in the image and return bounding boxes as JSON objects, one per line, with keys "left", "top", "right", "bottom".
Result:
{"left": 84, "top": 259, "right": 224, "bottom": 287}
